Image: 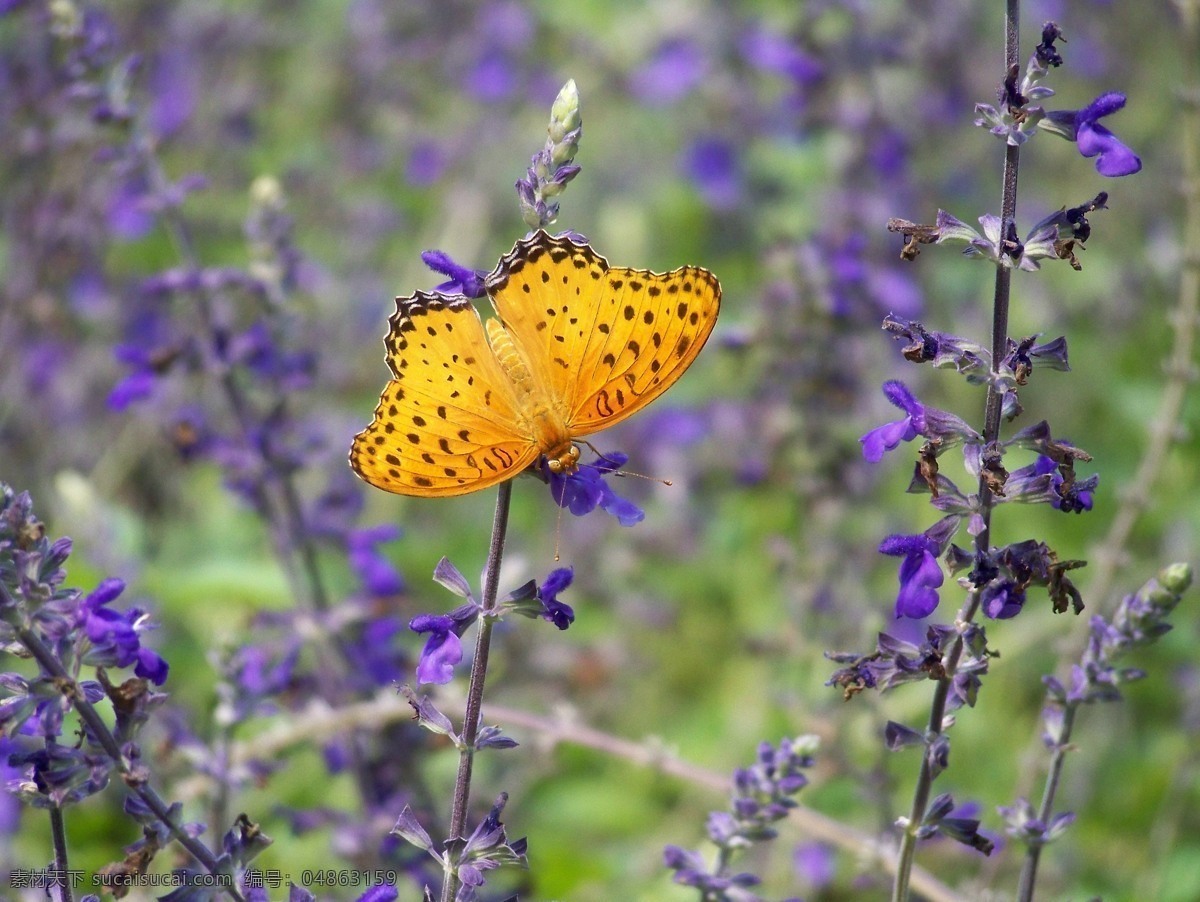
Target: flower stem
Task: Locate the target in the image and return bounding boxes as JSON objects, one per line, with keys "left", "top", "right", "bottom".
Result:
{"left": 1015, "top": 702, "right": 1078, "bottom": 900}
{"left": 441, "top": 480, "right": 513, "bottom": 902}
{"left": 891, "top": 4, "right": 1021, "bottom": 899}
{"left": 48, "top": 799, "right": 73, "bottom": 902}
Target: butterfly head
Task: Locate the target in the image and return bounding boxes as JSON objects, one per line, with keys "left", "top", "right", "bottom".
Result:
{"left": 544, "top": 443, "right": 581, "bottom": 476}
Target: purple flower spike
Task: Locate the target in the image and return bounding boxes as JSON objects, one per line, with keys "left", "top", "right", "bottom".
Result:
{"left": 860, "top": 381, "right": 924, "bottom": 462}
{"left": 880, "top": 533, "right": 945, "bottom": 619}
{"left": 1075, "top": 93, "right": 1142, "bottom": 177}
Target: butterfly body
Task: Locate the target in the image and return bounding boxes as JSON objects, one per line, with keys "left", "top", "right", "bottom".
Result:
{"left": 350, "top": 230, "right": 720, "bottom": 497}
{"left": 485, "top": 315, "right": 577, "bottom": 472}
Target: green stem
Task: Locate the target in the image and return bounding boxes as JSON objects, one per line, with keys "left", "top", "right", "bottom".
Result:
{"left": 440, "top": 480, "right": 513, "bottom": 902}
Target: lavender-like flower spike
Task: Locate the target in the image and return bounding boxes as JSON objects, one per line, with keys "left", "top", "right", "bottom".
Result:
{"left": 517, "top": 79, "right": 582, "bottom": 230}
{"left": 664, "top": 736, "right": 818, "bottom": 898}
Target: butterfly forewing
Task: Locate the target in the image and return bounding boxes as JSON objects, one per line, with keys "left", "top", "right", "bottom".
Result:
{"left": 567, "top": 262, "right": 719, "bottom": 432}
{"left": 486, "top": 231, "right": 608, "bottom": 418}
{"left": 350, "top": 292, "right": 539, "bottom": 496}
{"left": 487, "top": 231, "right": 721, "bottom": 435}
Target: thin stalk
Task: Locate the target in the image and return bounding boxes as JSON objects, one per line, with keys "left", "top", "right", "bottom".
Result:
{"left": 1017, "top": 1, "right": 1200, "bottom": 897}
{"left": 1087, "top": 0, "right": 1200, "bottom": 605}
{"left": 48, "top": 800, "right": 73, "bottom": 902}
{"left": 891, "top": 4, "right": 1021, "bottom": 899}
{"left": 1015, "top": 703, "right": 1078, "bottom": 900}
{"left": 441, "top": 480, "right": 513, "bottom": 902}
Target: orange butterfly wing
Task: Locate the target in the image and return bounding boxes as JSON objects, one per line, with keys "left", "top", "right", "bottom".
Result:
{"left": 486, "top": 231, "right": 721, "bottom": 434}
{"left": 349, "top": 292, "right": 540, "bottom": 496}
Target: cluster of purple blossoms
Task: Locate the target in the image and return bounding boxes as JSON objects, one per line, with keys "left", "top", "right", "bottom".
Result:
{"left": 974, "top": 22, "right": 1141, "bottom": 177}
{"left": 664, "top": 736, "right": 821, "bottom": 900}
{"left": 0, "top": 483, "right": 189, "bottom": 863}
{"left": 857, "top": 358, "right": 1095, "bottom": 623}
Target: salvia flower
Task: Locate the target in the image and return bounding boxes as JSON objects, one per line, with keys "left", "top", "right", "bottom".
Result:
{"left": 454, "top": 793, "right": 529, "bottom": 896}
{"left": 881, "top": 315, "right": 989, "bottom": 375}
{"left": 543, "top": 451, "right": 645, "bottom": 526}
{"left": 916, "top": 793, "right": 995, "bottom": 854}
{"left": 878, "top": 516, "right": 961, "bottom": 619}
{"left": 346, "top": 525, "right": 405, "bottom": 596}
{"left": 409, "top": 604, "right": 477, "bottom": 686}
{"left": 997, "top": 797, "right": 1075, "bottom": 848}
{"left": 78, "top": 578, "right": 169, "bottom": 685}
{"left": 536, "top": 567, "right": 575, "bottom": 629}
{"left": 931, "top": 211, "right": 1068, "bottom": 272}
{"left": 504, "top": 567, "right": 576, "bottom": 629}
{"left": 860, "top": 381, "right": 980, "bottom": 463}
{"left": 419, "top": 249, "right": 487, "bottom": 299}
{"left": 1044, "top": 92, "right": 1142, "bottom": 177}
{"left": 827, "top": 622, "right": 991, "bottom": 708}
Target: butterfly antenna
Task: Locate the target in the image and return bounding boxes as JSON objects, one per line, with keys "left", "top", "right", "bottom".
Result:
{"left": 580, "top": 440, "right": 673, "bottom": 487}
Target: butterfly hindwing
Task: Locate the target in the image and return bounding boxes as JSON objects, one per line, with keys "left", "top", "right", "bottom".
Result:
{"left": 350, "top": 292, "right": 539, "bottom": 496}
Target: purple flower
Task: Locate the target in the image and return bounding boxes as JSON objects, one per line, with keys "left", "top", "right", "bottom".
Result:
{"left": 107, "top": 347, "right": 161, "bottom": 410}
{"left": 537, "top": 568, "right": 575, "bottom": 630}
{"left": 409, "top": 603, "right": 478, "bottom": 685}
{"left": 1075, "top": 93, "right": 1142, "bottom": 177}
{"left": 860, "top": 381, "right": 981, "bottom": 462}
{"left": 739, "top": 26, "right": 823, "bottom": 85}
{"left": 149, "top": 46, "right": 198, "bottom": 138}
{"left": 79, "top": 579, "right": 169, "bottom": 685}
{"left": 406, "top": 140, "right": 448, "bottom": 186}
{"left": 346, "top": 525, "right": 405, "bottom": 596}
{"left": 1047, "top": 93, "right": 1142, "bottom": 177}
{"left": 860, "top": 381, "right": 924, "bottom": 462}
{"left": 980, "top": 580, "right": 1026, "bottom": 619}
{"left": 681, "top": 136, "right": 741, "bottom": 210}
{"left": 463, "top": 53, "right": 518, "bottom": 103}
{"left": 107, "top": 174, "right": 156, "bottom": 239}
{"left": 794, "top": 842, "right": 835, "bottom": 889}
{"left": 880, "top": 533, "right": 945, "bottom": 619}
{"left": 544, "top": 452, "right": 644, "bottom": 526}
{"left": 1033, "top": 455, "right": 1098, "bottom": 513}
{"left": 630, "top": 39, "right": 708, "bottom": 105}
{"left": 419, "top": 249, "right": 487, "bottom": 299}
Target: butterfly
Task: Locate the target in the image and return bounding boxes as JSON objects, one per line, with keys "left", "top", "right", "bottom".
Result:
{"left": 349, "top": 230, "right": 721, "bottom": 497}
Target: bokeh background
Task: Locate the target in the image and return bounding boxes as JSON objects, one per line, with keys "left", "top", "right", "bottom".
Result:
{"left": 2, "top": 0, "right": 1198, "bottom": 899}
